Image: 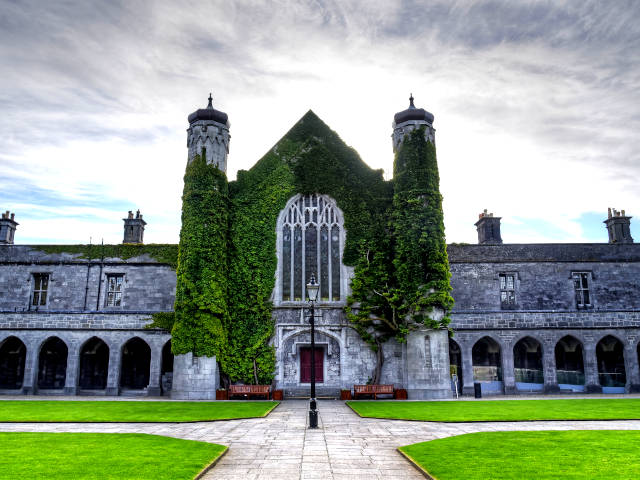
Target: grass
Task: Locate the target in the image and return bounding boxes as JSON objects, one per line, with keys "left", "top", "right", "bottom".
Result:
{"left": 0, "top": 400, "right": 278, "bottom": 422}
{"left": 0, "top": 432, "right": 226, "bottom": 479}
{"left": 347, "top": 398, "right": 640, "bottom": 422}
{"left": 399, "top": 431, "right": 640, "bottom": 479}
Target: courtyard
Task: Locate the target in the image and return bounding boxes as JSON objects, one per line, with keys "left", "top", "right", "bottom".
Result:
{"left": 2, "top": 396, "right": 640, "bottom": 479}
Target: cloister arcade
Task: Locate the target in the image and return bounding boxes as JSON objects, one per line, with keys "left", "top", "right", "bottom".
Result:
{"left": 451, "top": 330, "right": 639, "bottom": 395}
{"left": 0, "top": 332, "right": 171, "bottom": 396}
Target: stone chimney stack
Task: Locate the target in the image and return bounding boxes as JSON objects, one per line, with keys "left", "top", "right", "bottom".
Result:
{"left": 475, "top": 209, "right": 503, "bottom": 244}
{"left": 0, "top": 211, "right": 18, "bottom": 244}
{"left": 604, "top": 208, "right": 633, "bottom": 244}
{"left": 123, "top": 210, "right": 146, "bottom": 244}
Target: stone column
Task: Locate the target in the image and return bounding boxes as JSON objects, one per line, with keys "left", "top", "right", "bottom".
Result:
{"left": 105, "top": 343, "right": 121, "bottom": 396}
{"left": 624, "top": 344, "right": 640, "bottom": 393}
{"left": 543, "top": 344, "right": 559, "bottom": 393}
{"left": 21, "top": 340, "right": 38, "bottom": 395}
{"left": 461, "top": 342, "right": 475, "bottom": 396}
{"left": 147, "top": 342, "right": 162, "bottom": 396}
{"left": 584, "top": 343, "right": 602, "bottom": 393}
{"left": 501, "top": 342, "right": 516, "bottom": 395}
{"left": 171, "top": 353, "right": 218, "bottom": 400}
{"left": 405, "top": 328, "right": 452, "bottom": 399}
{"left": 64, "top": 342, "right": 79, "bottom": 395}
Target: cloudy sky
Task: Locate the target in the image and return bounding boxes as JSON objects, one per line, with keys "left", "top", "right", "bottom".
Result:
{"left": 1, "top": 0, "right": 639, "bottom": 245}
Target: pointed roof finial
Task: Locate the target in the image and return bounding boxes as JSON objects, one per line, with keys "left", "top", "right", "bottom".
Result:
{"left": 409, "top": 93, "right": 415, "bottom": 108}
{"left": 207, "top": 93, "right": 213, "bottom": 108}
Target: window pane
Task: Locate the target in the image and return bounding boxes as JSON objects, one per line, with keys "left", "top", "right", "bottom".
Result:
{"left": 331, "top": 225, "right": 340, "bottom": 300}
{"left": 41, "top": 275, "right": 48, "bottom": 290}
{"left": 107, "top": 292, "right": 114, "bottom": 306}
{"left": 581, "top": 274, "right": 589, "bottom": 289}
{"left": 32, "top": 292, "right": 39, "bottom": 306}
{"left": 583, "top": 290, "right": 590, "bottom": 305}
{"left": 282, "top": 226, "right": 291, "bottom": 301}
{"left": 39, "top": 292, "right": 47, "bottom": 306}
{"left": 305, "top": 225, "right": 317, "bottom": 287}
{"left": 320, "top": 226, "right": 329, "bottom": 301}
{"left": 506, "top": 275, "right": 514, "bottom": 290}
{"left": 294, "top": 225, "right": 302, "bottom": 301}
{"left": 501, "top": 292, "right": 507, "bottom": 303}
{"left": 114, "top": 292, "right": 122, "bottom": 306}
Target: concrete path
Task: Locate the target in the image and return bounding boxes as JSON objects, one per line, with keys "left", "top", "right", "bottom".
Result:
{"left": 2, "top": 400, "right": 640, "bottom": 479}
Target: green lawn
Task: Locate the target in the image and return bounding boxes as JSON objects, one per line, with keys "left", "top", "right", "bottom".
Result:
{"left": 400, "top": 431, "right": 640, "bottom": 479}
{"left": 0, "top": 432, "right": 226, "bottom": 479}
{"left": 347, "top": 399, "right": 640, "bottom": 422}
{"left": 0, "top": 400, "right": 278, "bottom": 422}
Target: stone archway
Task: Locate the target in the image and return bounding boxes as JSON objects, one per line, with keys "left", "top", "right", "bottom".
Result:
{"left": 472, "top": 336, "right": 502, "bottom": 394}
{"left": 513, "top": 336, "right": 543, "bottom": 391}
{"left": 596, "top": 335, "right": 626, "bottom": 393}
{"left": 449, "top": 338, "right": 462, "bottom": 394}
{"left": 555, "top": 335, "right": 585, "bottom": 391}
{"left": 161, "top": 340, "right": 173, "bottom": 395}
{"left": 0, "top": 336, "right": 26, "bottom": 389}
{"left": 38, "top": 337, "right": 68, "bottom": 389}
{"left": 120, "top": 337, "right": 151, "bottom": 390}
{"left": 78, "top": 337, "right": 109, "bottom": 390}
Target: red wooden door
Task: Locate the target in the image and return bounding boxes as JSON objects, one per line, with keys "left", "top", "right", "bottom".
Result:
{"left": 300, "top": 347, "right": 323, "bottom": 383}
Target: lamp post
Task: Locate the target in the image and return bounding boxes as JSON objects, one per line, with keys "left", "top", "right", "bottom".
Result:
{"left": 306, "top": 273, "right": 320, "bottom": 429}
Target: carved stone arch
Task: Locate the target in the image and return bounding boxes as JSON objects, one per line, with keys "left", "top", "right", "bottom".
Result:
{"left": 512, "top": 334, "right": 546, "bottom": 356}
{"left": 37, "top": 336, "right": 68, "bottom": 389}
{"left": 0, "top": 335, "right": 27, "bottom": 389}
{"left": 120, "top": 336, "right": 151, "bottom": 390}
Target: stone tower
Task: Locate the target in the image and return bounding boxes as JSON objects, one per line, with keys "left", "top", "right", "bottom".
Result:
{"left": 0, "top": 211, "right": 18, "bottom": 244}
{"left": 392, "top": 94, "right": 436, "bottom": 153}
{"left": 123, "top": 210, "right": 146, "bottom": 244}
{"left": 605, "top": 208, "right": 634, "bottom": 244}
{"left": 186, "top": 94, "right": 230, "bottom": 173}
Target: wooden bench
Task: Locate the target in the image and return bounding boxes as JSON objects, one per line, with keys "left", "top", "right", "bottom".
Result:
{"left": 353, "top": 384, "right": 394, "bottom": 399}
{"left": 228, "top": 385, "right": 271, "bottom": 400}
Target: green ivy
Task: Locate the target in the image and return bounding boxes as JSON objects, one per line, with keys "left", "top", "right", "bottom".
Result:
{"left": 170, "top": 153, "right": 229, "bottom": 364}
{"left": 33, "top": 244, "right": 179, "bottom": 269}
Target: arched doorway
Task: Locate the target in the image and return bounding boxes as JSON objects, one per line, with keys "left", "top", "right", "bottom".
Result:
{"left": 78, "top": 337, "right": 109, "bottom": 390}
{"left": 38, "top": 337, "right": 68, "bottom": 389}
{"left": 472, "top": 337, "right": 502, "bottom": 394}
{"left": 120, "top": 337, "right": 151, "bottom": 390}
{"left": 161, "top": 340, "right": 173, "bottom": 395}
{"left": 555, "top": 336, "right": 585, "bottom": 392}
{"left": 449, "top": 339, "right": 462, "bottom": 395}
{"left": 514, "top": 337, "right": 543, "bottom": 391}
{"left": 0, "top": 337, "right": 26, "bottom": 389}
{"left": 596, "top": 335, "right": 626, "bottom": 393}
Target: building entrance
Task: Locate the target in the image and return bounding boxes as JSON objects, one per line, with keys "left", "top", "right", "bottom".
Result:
{"left": 300, "top": 347, "right": 323, "bottom": 383}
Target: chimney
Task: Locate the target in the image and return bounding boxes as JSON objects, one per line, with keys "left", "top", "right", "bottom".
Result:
{"left": 604, "top": 208, "right": 633, "bottom": 244}
{"left": 123, "top": 210, "right": 147, "bottom": 244}
{"left": 475, "top": 209, "right": 503, "bottom": 244}
{"left": 0, "top": 211, "right": 19, "bottom": 244}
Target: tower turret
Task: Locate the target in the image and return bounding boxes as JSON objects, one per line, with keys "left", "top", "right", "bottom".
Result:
{"left": 392, "top": 94, "right": 435, "bottom": 153}
{"left": 186, "top": 94, "right": 230, "bottom": 173}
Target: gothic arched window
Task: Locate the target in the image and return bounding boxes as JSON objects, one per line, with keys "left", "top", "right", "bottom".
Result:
{"left": 277, "top": 194, "right": 344, "bottom": 303}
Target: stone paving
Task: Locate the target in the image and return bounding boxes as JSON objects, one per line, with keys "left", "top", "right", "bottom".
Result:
{"left": 2, "top": 399, "right": 640, "bottom": 479}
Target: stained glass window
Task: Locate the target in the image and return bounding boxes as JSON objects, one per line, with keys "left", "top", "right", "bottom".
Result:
{"left": 279, "top": 194, "right": 344, "bottom": 302}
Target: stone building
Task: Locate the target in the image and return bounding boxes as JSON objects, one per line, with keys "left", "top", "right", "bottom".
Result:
{"left": 1, "top": 97, "right": 639, "bottom": 398}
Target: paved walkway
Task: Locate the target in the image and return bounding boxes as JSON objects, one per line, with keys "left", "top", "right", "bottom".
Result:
{"left": 2, "top": 400, "right": 640, "bottom": 479}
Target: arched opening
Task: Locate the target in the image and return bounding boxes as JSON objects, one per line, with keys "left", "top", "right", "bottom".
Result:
{"left": 78, "top": 337, "right": 109, "bottom": 390}
{"left": 0, "top": 336, "right": 26, "bottom": 389}
{"left": 449, "top": 339, "right": 462, "bottom": 394}
{"left": 472, "top": 337, "right": 502, "bottom": 393}
{"left": 38, "top": 337, "right": 68, "bottom": 389}
{"left": 120, "top": 337, "right": 151, "bottom": 389}
{"left": 596, "top": 335, "right": 626, "bottom": 393}
{"left": 161, "top": 340, "right": 173, "bottom": 395}
{"left": 513, "top": 337, "right": 543, "bottom": 391}
{"left": 555, "top": 336, "right": 585, "bottom": 391}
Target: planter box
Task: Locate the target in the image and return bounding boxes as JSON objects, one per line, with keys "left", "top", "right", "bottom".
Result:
{"left": 216, "top": 389, "right": 228, "bottom": 400}
{"left": 394, "top": 388, "right": 408, "bottom": 400}
{"left": 340, "top": 390, "right": 352, "bottom": 400}
{"left": 272, "top": 389, "right": 283, "bottom": 401}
